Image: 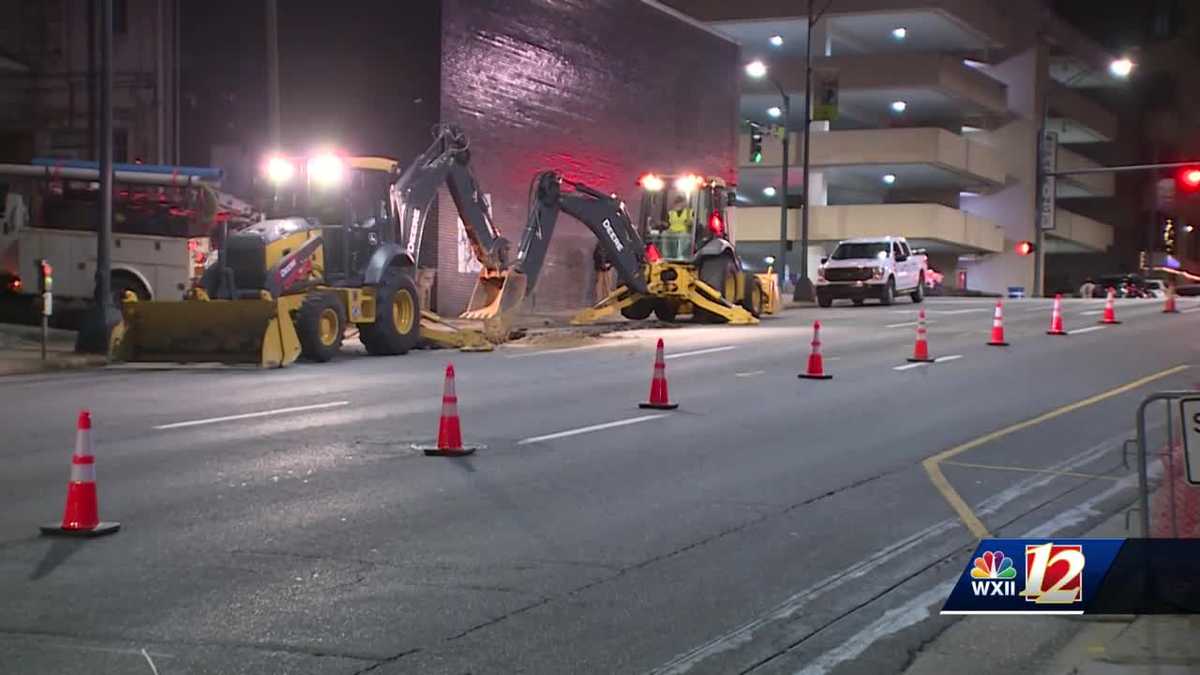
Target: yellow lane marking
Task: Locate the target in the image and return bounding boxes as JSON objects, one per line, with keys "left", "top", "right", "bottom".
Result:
{"left": 922, "top": 364, "right": 1189, "bottom": 539}
{"left": 941, "top": 460, "right": 1122, "bottom": 481}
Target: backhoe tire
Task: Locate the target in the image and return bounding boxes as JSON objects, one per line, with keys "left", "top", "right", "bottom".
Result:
{"left": 361, "top": 270, "right": 421, "bottom": 356}
{"left": 296, "top": 292, "right": 345, "bottom": 362}
{"left": 695, "top": 254, "right": 738, "bottom": 323}
{"left": 621, "top": 299, "right": 654, "bottom": 321}
{"left": 741, "top": 276, "right": 764, "bottom": 318}
{"left": 654, "top": 300, "right": 678, "bottom": 322}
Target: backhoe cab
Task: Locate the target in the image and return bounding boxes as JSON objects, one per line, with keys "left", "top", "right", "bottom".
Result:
{"left": 572, "top": 173, "right": 779, "bottom": 325}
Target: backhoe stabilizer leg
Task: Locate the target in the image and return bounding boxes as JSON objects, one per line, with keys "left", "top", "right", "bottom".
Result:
{"left": 571, "top": 286, "right": 640, "bottom": 324}
{"left": 689, "top": 280, "right": 758, "bottom": 325}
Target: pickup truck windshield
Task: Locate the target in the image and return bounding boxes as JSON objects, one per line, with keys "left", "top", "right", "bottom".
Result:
{"left": 831, "top": 242, "right": 889, "bottom": 260}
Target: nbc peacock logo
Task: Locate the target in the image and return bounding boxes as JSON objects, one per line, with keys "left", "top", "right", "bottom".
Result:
{"left": 969, "top": 550, "right": 1017, "bottom": 597}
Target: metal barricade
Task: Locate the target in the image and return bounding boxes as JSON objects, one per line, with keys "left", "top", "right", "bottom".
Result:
{"left": 1133, "top": 391, "right": 1200, "bottom": 537}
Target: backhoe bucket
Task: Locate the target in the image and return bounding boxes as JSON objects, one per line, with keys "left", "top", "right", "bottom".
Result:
{"left": 112, "top": 298, "right": 301, "bottom": 368}
{"left": 461, "top": 270, "right": 528, "bottom": 323}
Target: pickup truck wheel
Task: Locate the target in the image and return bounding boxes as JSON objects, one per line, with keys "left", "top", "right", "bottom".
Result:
{"left": 910, "top": 274, "right": 925, "bottom": 303}
{"left": 817, "top": 291, "right": 833, "bottom": 308}
{"left": 879, "top": 278, "right": 895, "bottom": 306}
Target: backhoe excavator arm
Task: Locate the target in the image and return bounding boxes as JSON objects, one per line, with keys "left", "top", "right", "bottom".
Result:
{"left": 390, "top": 125, "right": 507, "bottom": 270}
{"left": 513, "top": 171, "right": 648, "bottom": 295}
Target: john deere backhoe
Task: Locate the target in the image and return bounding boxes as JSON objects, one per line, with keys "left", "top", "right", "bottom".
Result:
{"left": 110, "top": 125, "right": 648, "bottom": 367}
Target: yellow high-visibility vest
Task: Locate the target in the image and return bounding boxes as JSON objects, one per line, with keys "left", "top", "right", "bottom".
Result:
{"left": 668, "top": 208, "right": 693, "bottom": 233}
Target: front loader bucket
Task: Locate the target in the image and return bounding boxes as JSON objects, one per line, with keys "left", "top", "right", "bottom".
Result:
{"left": 461, "top": 271, "right": 528, "bottom": 323}
{"left": 112, "top": 299, "right": 301, "bottom": 368}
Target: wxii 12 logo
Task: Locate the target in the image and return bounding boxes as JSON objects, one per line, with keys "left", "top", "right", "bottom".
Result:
{"left": 968, "top": 543, "right": 1085, "bottom": 604}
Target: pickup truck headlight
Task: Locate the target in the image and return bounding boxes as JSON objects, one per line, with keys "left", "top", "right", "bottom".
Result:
{"left": 816, "top": 266, "right": 825, "bottom": 281}
{"left": 872, "top": 267, "right": 885, "bottom": 279}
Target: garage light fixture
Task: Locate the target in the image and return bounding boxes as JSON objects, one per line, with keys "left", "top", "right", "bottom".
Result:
{"left": 766, "top": 106, "right": 782, "bottom": 118}
{"left": 882, "top": 174, "right": 897, "bottom": 185}
{"left": 891, "top": 27, "right": 907, "bottom": 40}
{"left": 744, "top": 60, "right": 768, "bottom": 79}
{"left": 890, "top": 100, "right": 907, "bottom": 113}
{"left": 1187, "top": 225, "right": 1195, "bottom": 233}
{"left": 1109, "top": 57, "right": 1134, "bottom": 79}
{"left": 763, "top": 186, "right": 778, "bottom": 197}
{"left": 769, "top": 35, "right": 784, "bottom": 47}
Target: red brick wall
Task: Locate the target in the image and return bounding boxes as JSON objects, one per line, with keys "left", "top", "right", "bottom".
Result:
{"left": 435, "top": 0, "right": 739, "bottom": 313}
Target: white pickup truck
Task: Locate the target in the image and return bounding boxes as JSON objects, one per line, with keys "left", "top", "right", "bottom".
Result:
{"left": 815, "top": 236, "right": 928, "bottom": 307}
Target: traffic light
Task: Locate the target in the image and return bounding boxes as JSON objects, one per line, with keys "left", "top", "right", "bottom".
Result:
{"left": 749, "top": 129, "right": 764, "bottom": 164}
{"left": 1015, "top": 240, "right": 1036, "bottom": 256}
{"left": 1176, "top": 166, "right": 1200, "bottom": 193}
{"left": 37, "top": 259, "right": 53, "bottom": 293}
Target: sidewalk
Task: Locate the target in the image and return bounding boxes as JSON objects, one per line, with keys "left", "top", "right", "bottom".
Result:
{"left": 902, "top": 503, "right": 1200, "bottom": 675}
{"left": 0, "top": 323, "right": 106, "bottom": 376}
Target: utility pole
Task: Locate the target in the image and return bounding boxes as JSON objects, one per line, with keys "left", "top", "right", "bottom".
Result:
{"left": 778, "top": 96, "right": 791, "bottom": 295}
{"left": 76, "top": 0, "right": 119, "bottom": 355}
{"left": 795, "top": 0, "right": 816, "bottom": 301}
{"left": 155, "top": 0, "right": 166, "bottom": 164}
{"left": 266, "top": 0, "right": 281, "bottom": 148}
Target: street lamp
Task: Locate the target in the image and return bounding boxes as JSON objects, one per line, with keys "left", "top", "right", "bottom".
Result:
{"left": 1035, "top": 54, "right": 1135, "bottom": 296}
{"left": 745, "top": 60, "right": 791, "bottom": 295}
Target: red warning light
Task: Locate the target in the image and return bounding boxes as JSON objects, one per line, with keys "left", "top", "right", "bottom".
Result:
{"left": 1015, "top": 240, "right": 1036, "bottom": 256}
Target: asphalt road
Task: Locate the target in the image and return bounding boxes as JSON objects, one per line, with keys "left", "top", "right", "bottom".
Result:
{"left": 1, "top": 295, "right": 1196, "bottom": 674}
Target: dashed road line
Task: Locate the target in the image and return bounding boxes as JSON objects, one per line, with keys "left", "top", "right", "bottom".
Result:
{"left": 152, "top": 401, "right": 351, "bottom": 430}
{"left": 885, "top": 321, "right": 921, "bottom": 329}
{"left": 735, "top": 370, "right": 766, "bottom": 378}
{"left": 934, "top": 354, "right": 963, "bottom": 363}
{"left": 664, "top": 345, "right": 736, "bottom": 360}
{"left": 893, "top": 362, "right": 928, "bottom": 371}
{"left": 516, "top": 414, "right": 668, "bottom": 445}
{"left": 1068, "top": 325, "right": 1105, "bottom": 335}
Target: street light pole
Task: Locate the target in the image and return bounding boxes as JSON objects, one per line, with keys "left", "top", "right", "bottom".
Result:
{"left": 796, "top": 0, "right": 816, "bottom": 301}
{"left": 76, "top": 0, "right": 118, "bottom": 355}
{"left": 778, "top": 88, "right": 790, "bottom": 295}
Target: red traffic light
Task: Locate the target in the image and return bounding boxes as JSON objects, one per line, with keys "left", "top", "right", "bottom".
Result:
{"left": 1015, "top": 240, "right": 1036, "bottom": 256}
{"left": 1177, "top": 167, "right": 1200, "bottom": 191}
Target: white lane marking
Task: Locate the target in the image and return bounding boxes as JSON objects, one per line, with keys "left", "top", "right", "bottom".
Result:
{"left": 664, "top": 345, "right": 736, "bottom": 360}
{"left": 504, "top": 343, "right": 622, "bottom": 358}
{"left": 517, "top": 414, "right": 668, "bottom": 446}
{"left": 933, "top": 308, "right": 990, "bottom": 315}
{"left": 152, "top": 401, "right": 351, "bottom": 430}
{"left": 1068, "top": 325, "right": 1105, "bottom": 335}
{"left": 648, "top": 430, "right": 1141, "bottom": 675}
{"left": 735, "top": 370, "right": 766, "bottom": 378}
{"left": 885, "top": 321, "right": 918, "bottom": 329}
{"left": 893, "top": 362, "right": 929, "bottom": 371}
{"left": 793, "top": 582, "right": 955, "bottom": 675}
{"left": 141, "top": 648, "right": 161, "bottom": 675}
{"left": 1182, "top": 306, "right": 1200, "bottom": 314}
{"left": 1080, "top": 309, "right": 1103, "bottom": 316}
{"left": 934, "top": 354, "right": 963, "bottom": 363}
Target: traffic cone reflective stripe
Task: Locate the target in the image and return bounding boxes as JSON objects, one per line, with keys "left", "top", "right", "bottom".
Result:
{"left": 907, "top": 309, "right": 934, "bottom": 362}
{"left": 40, "top": 410, "right": 119, "bottom": 537}
{"left": 799, "top": 320, "right": 833, "bottom": 379}
{"left": 640, "top": 338, "right": 679, "bottom": 409}
{"left": 1099, "top": 287, "right": 1121, "bottom": 324}
{"left": 1047, "top": 293, "right": 1067, "bottom": 335}
{"left": 987, "top": 300, "right": 1008, "bottom": 346}
{"left": 419, "top": 363, "right": 480, "bottom": 456}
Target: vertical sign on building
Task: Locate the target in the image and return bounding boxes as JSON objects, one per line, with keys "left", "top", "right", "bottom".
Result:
{"left": 1038, "top": 130, "right": 1058, "bottom": 231}
{"left": 813, "top": 72, "right": 839, "bottom": 122}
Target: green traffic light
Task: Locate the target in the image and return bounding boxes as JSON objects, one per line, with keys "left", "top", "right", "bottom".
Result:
{"left": 752, "top": 151, "right": 763, "bottom": 164}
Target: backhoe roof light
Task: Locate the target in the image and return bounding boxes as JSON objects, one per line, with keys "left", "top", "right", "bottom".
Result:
{"left": 264, "top": 156, "right": 296, "bottom": 185}
{"left": 674, "top": 174, "right": 702, "bottom": 194}
{"left": 307, "top": 153, "right": 345, "bottom": 186}
{"left": 640, "top": 173, "right": 665, "bottom": 192}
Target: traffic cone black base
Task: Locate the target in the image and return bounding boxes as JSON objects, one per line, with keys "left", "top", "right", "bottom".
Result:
{"left": 1046, "top": 331, "right": 1069, "bottom": 336}
{"left": 1098, "top": 319, "right": 1121, "bottom": 325}
{"left": 906, "top": 356, "right": 935, "bottom": 363}
{"left": 798, "top": 372, "right": 833, "bottom": 380}
{"left": 987, "top": 341, "right": 1009, "bottom": 347}
{"left": 39, "top": 522, "right": 120, "bottom": 537}
{"left": 638, "top": 401, "right": 679, "bottom": 410}
{"left": 415, "top": 444, "right": 480, "bottom": 457}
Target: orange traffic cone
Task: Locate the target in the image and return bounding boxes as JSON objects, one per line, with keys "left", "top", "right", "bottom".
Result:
{"left": 1047, "top": 293, "right": 1067, "bottom": 335}
{"left": 987, "top": 299, "right": 1009, "bottom": 346}
{"left": 907, "top": 309, "right": 934, "bottom": 362}
{"left": 1099, "top": 287, "right": 1121, "bottom": 324}
{"left": 639, "top": 338, "right": 679, "bottom": 409}
{"left": 418, "top": 363, "right": 480, "bottom": 456}
{"left": 798, "top": 320, "right": 833, "bottom": 379}
{"left": 1164, "top": 284, "right": 1179, "bottom": 314}
{"left": 40, "top": 410, "right": 119, "bottom": 537}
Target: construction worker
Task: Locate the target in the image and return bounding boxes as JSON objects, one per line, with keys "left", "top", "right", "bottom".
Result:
{"left": 666, "top": 195, "right": 692, "bottom": 259}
